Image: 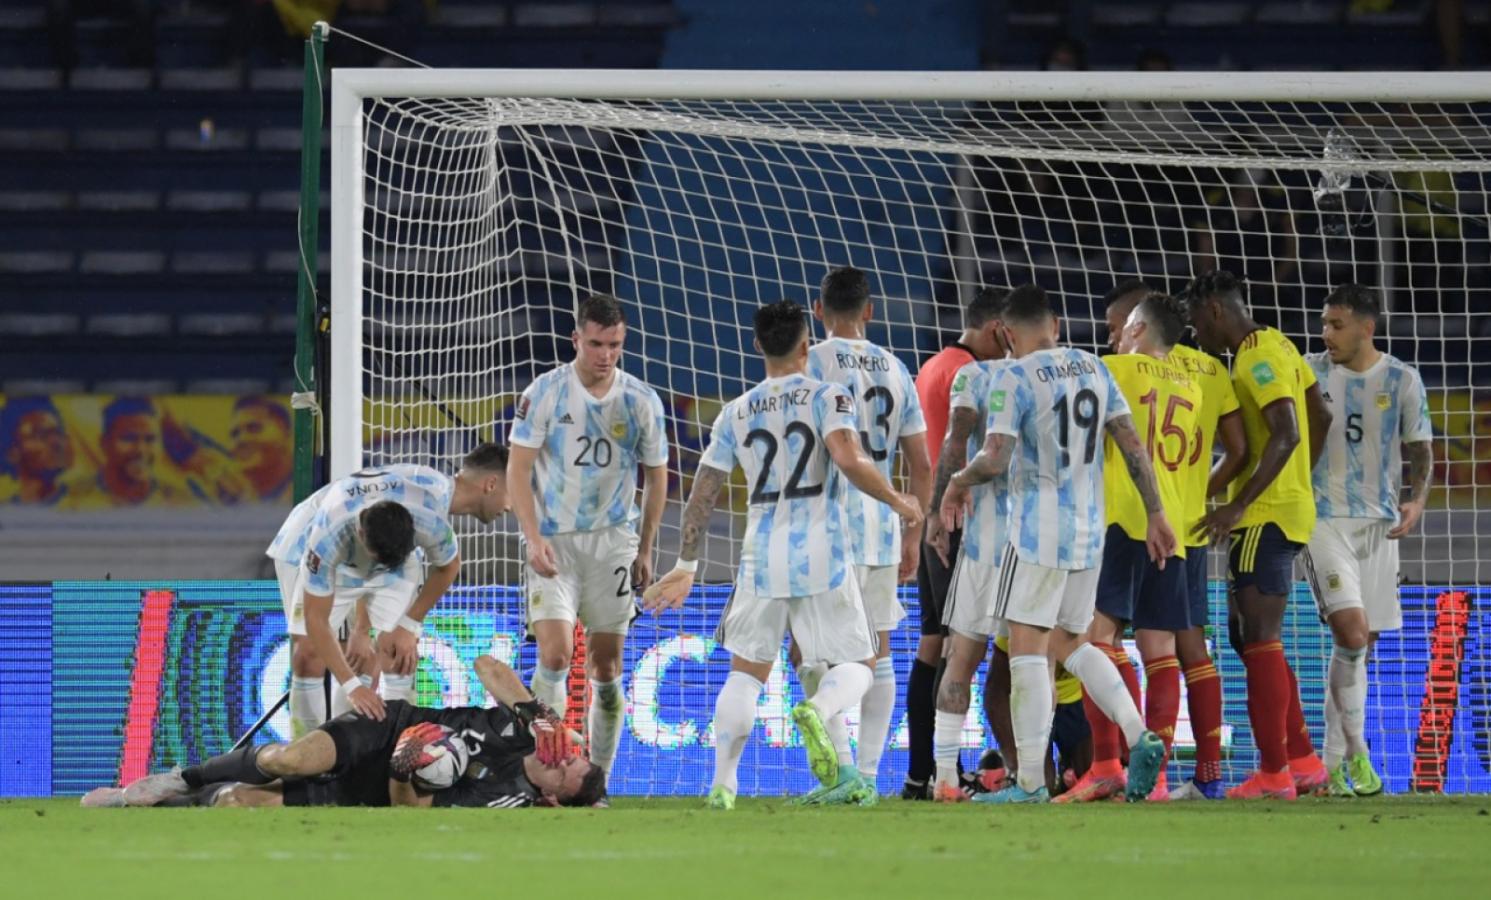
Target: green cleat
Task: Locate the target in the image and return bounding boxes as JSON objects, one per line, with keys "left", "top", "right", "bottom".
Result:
{"left": 1326, "top": 764, "right": 1354, "bottom": 798}
{"left": 1348, "top": 752, "right": 1383, "bottom": 797}
{"left": 706, "top": 785, "right": 736, "bottom": 811}
{"left": 854, "top": 776, "right": 880, "bottom": 807}
{"left": 792, "top": 701, "right": 839, "bottom": 788}
{"left": 797, "top": 769, "right": 872, "bottom": 806}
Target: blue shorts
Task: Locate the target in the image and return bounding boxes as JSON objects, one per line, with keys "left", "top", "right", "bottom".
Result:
{"left": 1228, "top": 523, "right": 1302, "bottom": 597}
{"left": 1051, "top": 700, "right": 1090, "bottom": 771}
{"left": 1185, "top": 546, "right": 1210, "bottom": 629}
{"left": 1095, "top": 525, "right": 1191, "bottom": 632}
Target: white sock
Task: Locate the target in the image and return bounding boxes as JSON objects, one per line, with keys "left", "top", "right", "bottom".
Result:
{"left": 1064, "top": 642, "right": 1146, "bottom": 747}
{"left": 1328, "top": 644, "right": 1369, "bottom": 762}
{"left": 587, "top": 678, "right": 625, "bottom": 773}
{"left": 808, "top": 662, "right": 873, "bottom": 721}
{"left": 381, "top": 673, "right": 414, "bottom": 703}
{"left": 797, "top": 662, "right": 853, "bottom": 766}
{"left": 329, "top": 674, "right": 373, "bottom": 718}
{"left": 289, "top": 676, "right": 325, "bottom": 739}
{"left": 856, "top": 656, "right": 896, "bottom": 781}
{"left": 711, "top": 671, "right": 763, "bottom": 793}
{"left": 531, "top": 665, "right": 569, "bottom": 718}
{"left": 1324, "top": 694, "right": 1347, "bottom": 770}
{"left": 933, "top": 709, "right": 964, "bottom": 788}
{"left": 1009, "top": 654, "right": 1054, "bottom": 794}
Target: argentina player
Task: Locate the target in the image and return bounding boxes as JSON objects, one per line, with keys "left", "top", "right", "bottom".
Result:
{"left": 644, "top": 300, "right": 923, "bottom": 810}
{"left": 266, "top": 444, "right": 510, "bottom": 732}
{"left": 506, "top": 294, "right": 670, "bottom": 782}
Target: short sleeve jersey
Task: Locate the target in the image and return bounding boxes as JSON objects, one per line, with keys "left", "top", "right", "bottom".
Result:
{"left": 947, "top": 358, "right": 1014, "bottom": 565}
{"left": 266, "top": 465, "right": 458, "bottom": 595}
{"left": 508, "top": 363, "right": 669, "bottom": 537}
{"left": 1230, "top": 328, "right": 1318, "bottom": 543}
{"left": 807, "top": 337, "right": 926, "bottom": 567}
{"left": 1306, "top": 351, "right": 1433, "bottom": 524}
{"left": 699, "top": 373, "right": 858, "bottom": 598}
{"left": 1169, "top": 344, "right": 1241, "bottom": 547}
{"left": 985, "top": 347, "right": 1129, "bottom": 570}
{"left": 915, "top": 343, "right": 977, "bottom": 465}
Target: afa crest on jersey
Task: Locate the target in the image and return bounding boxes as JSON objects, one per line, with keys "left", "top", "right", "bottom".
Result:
{"left": 611, "top": 421, "right": 628, "bottom": 439}
{"left": 1376, "top": 392, "right": 1392, "bottom": 410}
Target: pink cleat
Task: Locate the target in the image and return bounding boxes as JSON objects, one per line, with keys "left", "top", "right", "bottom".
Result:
{"left": 80, "top": 787, "right": 126, "bottom": 808}
{"left": 1053, "top": 767, "right": 1126, "bottom": 804}
{"left": 1226, "top": 770, "right": 1297, "bottom": 801}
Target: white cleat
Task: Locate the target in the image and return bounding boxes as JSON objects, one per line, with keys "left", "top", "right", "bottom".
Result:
{"left": 80, "top": 787, "right": 127, "bottom": 808}
{"left": 1168, "top": 779, "right": 1205, "bottom": 801}
{"left": 122, "top": 767, "right": 189, "bottom": 807}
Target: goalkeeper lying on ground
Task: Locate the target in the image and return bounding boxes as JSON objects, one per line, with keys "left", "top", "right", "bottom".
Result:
{"left": 83, "top": 656, "right": 607, "bottom": 810}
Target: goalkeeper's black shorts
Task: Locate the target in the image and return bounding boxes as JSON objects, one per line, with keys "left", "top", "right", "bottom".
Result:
{"left": 283, "top": 700, "right": 422, "bottom": 807}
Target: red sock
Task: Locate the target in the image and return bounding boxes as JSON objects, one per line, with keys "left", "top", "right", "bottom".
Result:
{"left": 1241, "top": 641, "right": 1290, "bottom": 773}
{"left": 1116, "top": 647, "right": 1141, "bottom": 709}
{"left": 1085, "top": 643, "right": 1123, "bottom": 766}
{"left": 1143, "top": 655, "right": 1181, "bottom": 757}
{"left": 1283, "top": 663, "right": 1318, "bottom": 764}
{"left": 1183, "top": 660, "right": 1224, "bottom": 783}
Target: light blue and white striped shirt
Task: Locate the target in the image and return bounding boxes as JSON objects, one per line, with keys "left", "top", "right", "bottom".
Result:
{"left": 807, "top": 337, "right": 926, "bottom": 567}
{"left": 947, "top": 358, "right": 1013, "bottom": 565}
{"left": 985, "top": 347, "right": 1129, "bottom": 571}
{"left": 266, "top": 464, "right": 458, "bottom": 595}
{"left": 1307, "top": 352, "right": 1433, "bottom": 523}
{"left": 508, "top": 363, "right": 669, "bottom": 537}
{"left": 700, "top": 373, "right": 859, "bottom": 598}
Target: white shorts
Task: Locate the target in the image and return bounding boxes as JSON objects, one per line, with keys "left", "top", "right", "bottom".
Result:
{"left": 942, "top": 550, "right": 1003, "bottom": 640}
{"left": 1302, "top": 517, "right": 1402, "bottom": 632}
{"left": 856, "top": 564, "right": 905, "bottom": 632}
{"left": 993, "top": 545, "right": 1100, "bottom": 634}
{"left": 275, "top": 557, "right": 420, "bottom": 638}
{"left": 525, "top": 524, "right": 639, "bottom": 635}
{"left": 717, "top": 573, "right": 877, "bottom": 666}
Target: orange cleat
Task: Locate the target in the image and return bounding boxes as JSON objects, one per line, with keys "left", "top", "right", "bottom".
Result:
{"left": 1146, "top": 769, "right": 1170, "bottom": 803}
{"left": 1053, "top": 768, "right": 1126, "bottom": 804}
{"left": 1226, "top": 769, "right": 1297, "bottom": 801}
{"left": 1290, "top": 757, "right": 1331, "bottom": 796}
{"left": 932, "top": 781, "right": 969, "bottom": 803}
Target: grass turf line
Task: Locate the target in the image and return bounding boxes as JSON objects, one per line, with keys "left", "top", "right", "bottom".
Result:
{"left": 1, "top": 796, "right": 1487, "bottom": 899}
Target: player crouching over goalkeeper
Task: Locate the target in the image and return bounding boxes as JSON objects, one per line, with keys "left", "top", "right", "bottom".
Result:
{"left": 88, "top": 657, "right": 606, "bottom": 810}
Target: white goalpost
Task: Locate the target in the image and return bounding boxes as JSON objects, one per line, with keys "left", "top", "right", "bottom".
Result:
{"left": 328, "top": 69, "right": 1491, "bottom": 795}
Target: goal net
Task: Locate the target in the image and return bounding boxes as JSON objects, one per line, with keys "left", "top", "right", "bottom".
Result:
{"left": 329, "top": 71, "right": 1491, "bottom": 796}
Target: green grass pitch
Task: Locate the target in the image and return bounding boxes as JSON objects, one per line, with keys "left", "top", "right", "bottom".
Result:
{"left": 3, "top": 796, "right": 1487, "bottom": 898}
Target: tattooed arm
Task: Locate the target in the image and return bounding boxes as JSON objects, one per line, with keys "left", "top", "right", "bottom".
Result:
{"left": 641, "top": 464, "right": 728, "bottom": 611}
{"left": 1388, "top": 440, "right": 1433, "bottom": 539}
{"left": 924, "top": 407, "right": 980, "bottom": 562}
{"left": 939, "top": 431, "right": 1014, "bottom": 534}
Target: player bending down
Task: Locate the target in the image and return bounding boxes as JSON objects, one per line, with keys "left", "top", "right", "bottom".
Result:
{"left": 94, "top": 656, "right": 604, "bottom": 810}
{"left": 1304, "top": 284, "right": 1432, "bottom": 797}
{"left": 644, "top": 300, "right": 923, "bottom": 810}
{"left": 940, "top": 284, "right": 1172, "bottom": 804}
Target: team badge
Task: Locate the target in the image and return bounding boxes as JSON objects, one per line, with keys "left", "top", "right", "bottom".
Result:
{"left": 1250, "top": 362, "right": 1276, "bottom": 387}
{"left": 611, "top": 422, "right": 627, "bottom": 439}
{"left": 1327, "top": 573, "right": 1342, "bottom": 591}
{"left": 516, "top": 396, "right": 530, "bottom": 420}
{"left": 952, "top": 373, "right": 968, "bottom": 392}
{"left": 1376, "top": 392, "right": 1392, "bottom": 410}
{"left": 989, "top": 389, "right": 1006, "bottom": 413}
{"left": 306, "top": 551, "right": 321, "bottom": 575}
{"left": 835, "top": 395, "right": 853, "bottom": 414}
{"left": 530, "top": 591, "right": 543, "bottom": 607}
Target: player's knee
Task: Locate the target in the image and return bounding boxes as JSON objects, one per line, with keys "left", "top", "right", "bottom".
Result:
{"left": 290, "top": 642, "right": 324, "bottom": 677}
{"left": 255, "top": 744, "right": 290, "bottom": 776}
{"left": 212, "top": 786, "right": 247, "bottom": 808}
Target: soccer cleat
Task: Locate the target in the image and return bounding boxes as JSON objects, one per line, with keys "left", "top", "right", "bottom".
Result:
{"left": 1146, "top": 769, "right": 1170, "bottom": 803}
{"left": 1326, "top": 764, "right": 1355, "bottom": 798}
{"left": 1291, "top": 760, "right": 1331, "bottom": 796}
{"left": 1124, "top": 731, "right": 1166, "bottom": 802}
{"left": 932, "top": 780, "right": 969, "bottom": 804}
{"left": 1226, "top": 770, "right": 1297, "bottom": 801}
{"left": 1168, "top": 778, "right": 1225, "bottom": 801}
{"left": 854, "top": 779, "right": 880, "bottom": 807}
{"left": 1348, "top": 753, "right": 1383, "bottom": 797}
{"left": 791, "top": 702, "right": 839, "bottom": 788}
{"left": 122, "top": 767, "right": 189, "bottom": 807}
{"left": 796, "top": 768, "right": 862, "bottom": 806}
{"left": 1052, "top": 769, "right": 1126, "bottom": 804}
{"left": 706, "top": 785, "right": 736, "bottom": 811}
{"left": 80, "top": 787, "right": 126, "bottom": 808}
{"left": 972, "top": 783, "right": 1049, "bottom": 804}
{"left": 899, "top": 779, "right": 931, "bottom": 801}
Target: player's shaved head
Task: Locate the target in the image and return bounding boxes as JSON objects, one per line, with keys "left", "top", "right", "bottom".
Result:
{"left": 360, "top": 500, "right": 415, "bottom": 569}
{"left": 1104, "top": 279, "right": 1152, "bottom": 352}
{"left": 1001, "top": 283, "right": 1053, "bottom": 326}
{"left": 819, "top": 266, "right": 872, "bottom": 315}
{"left": 1133, "top": 292, "right": 1188, "bottom": 349}
{"left": 754, "top": 300, "right": 809, "bottom": 359}
{"left": 461, "top": 442, "right": 509, "bottom": 474}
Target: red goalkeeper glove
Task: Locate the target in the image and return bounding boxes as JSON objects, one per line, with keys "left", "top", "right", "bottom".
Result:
{"left": 389, "top": 722, "right": 450, "bottom": 782}
{"left": 514, "top": 699, "right": 576, "bottom": 766}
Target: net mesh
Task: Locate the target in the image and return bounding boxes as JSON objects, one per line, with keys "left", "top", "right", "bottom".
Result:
{"left": 346, "top": 89, "right": 1490, "bottom": 795}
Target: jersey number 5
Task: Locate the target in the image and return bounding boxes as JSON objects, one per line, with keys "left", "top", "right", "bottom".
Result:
{"left": 1137, "top": 389, "right": 1195, "bottom": 472}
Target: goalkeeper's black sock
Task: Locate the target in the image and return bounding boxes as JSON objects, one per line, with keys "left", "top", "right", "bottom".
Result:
{"left": 905, "top": 658, "right": 937, "bottom": 783}
{"left": 181, "top": 746, "right": 273, "bottom": 789}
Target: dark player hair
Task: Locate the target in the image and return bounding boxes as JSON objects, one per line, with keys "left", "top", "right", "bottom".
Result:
{"left": 754, "top": 300, "right": 808, "bottom": 358}
{"left": 461, "top": 442, "right": 509, "bottom": 473}
{"left": 1104, "top": 279, "right": 1152, "bottom": 310}
{"left": 966, "top": 286, "right": 1009, "bottom": 328}
{"left": 1137, "top": 292, "right": 1188, "bottom": 348}
{"left": 1324, "top": 283, "right": 1382, "bottom": 323}
{"left": 1001, "top": 283, "right": 1053, "bottom": 326}
{"left": 559, "top": 761, "right": 609, "bottom": 808}
{"left": 577, "top": 294, "right": 626, "bottom": 330}
{"left": 232, "top": 395, "right": 290, "bottom": 430}
{"left": 0, "top": 396, "right": 63, "bottom": 476}
{"left": 1182, "top": 270, "right": 1246, "bottom": 315}
{"left": 359, "top": 500, "right": 415, "bottom": 569}
{"left": 819, "top": 266, "right": 872, "bottom": 315}
{"left": 101, "top": 396, "right": 156, "bottom": 436}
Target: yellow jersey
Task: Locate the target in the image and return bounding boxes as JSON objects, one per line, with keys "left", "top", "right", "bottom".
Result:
{"left": 1101, "top": 354, "right": 1203, "bottom": 560}
{"left": 1230, "top": 327, "right": 1317, "bottom": 543}
{"left": 1169, "top": 344, "right": 1240, "bottom": 547}
{"left": 996, "top": 634, "right": 1083, "bottom": 704}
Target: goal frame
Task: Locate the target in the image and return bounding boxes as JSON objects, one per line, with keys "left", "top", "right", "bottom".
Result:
{"left": 327, "top": 68, "right": 1490, "bottom": 478}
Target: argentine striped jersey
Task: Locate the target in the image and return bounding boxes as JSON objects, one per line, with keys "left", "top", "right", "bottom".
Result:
{"left": 947, "top": 358, "right": 1013, "bottom": 565}
{"left": 984, "top": 347, "right": 1129, "bottom": 570}
{"left": 807, "top": 337, "right": 926, "bottom": 567}
{"left": 266, "top": 464, "right": 458, "bottom": 596}
{"left": 700, "top": 373, "right": 858, "bottom": 598}
{"left": 508, "top": 363, "right": 669, "bottom": 537}
{"left": 1306, "top": 352, "right": 1432, "bottom": 524}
